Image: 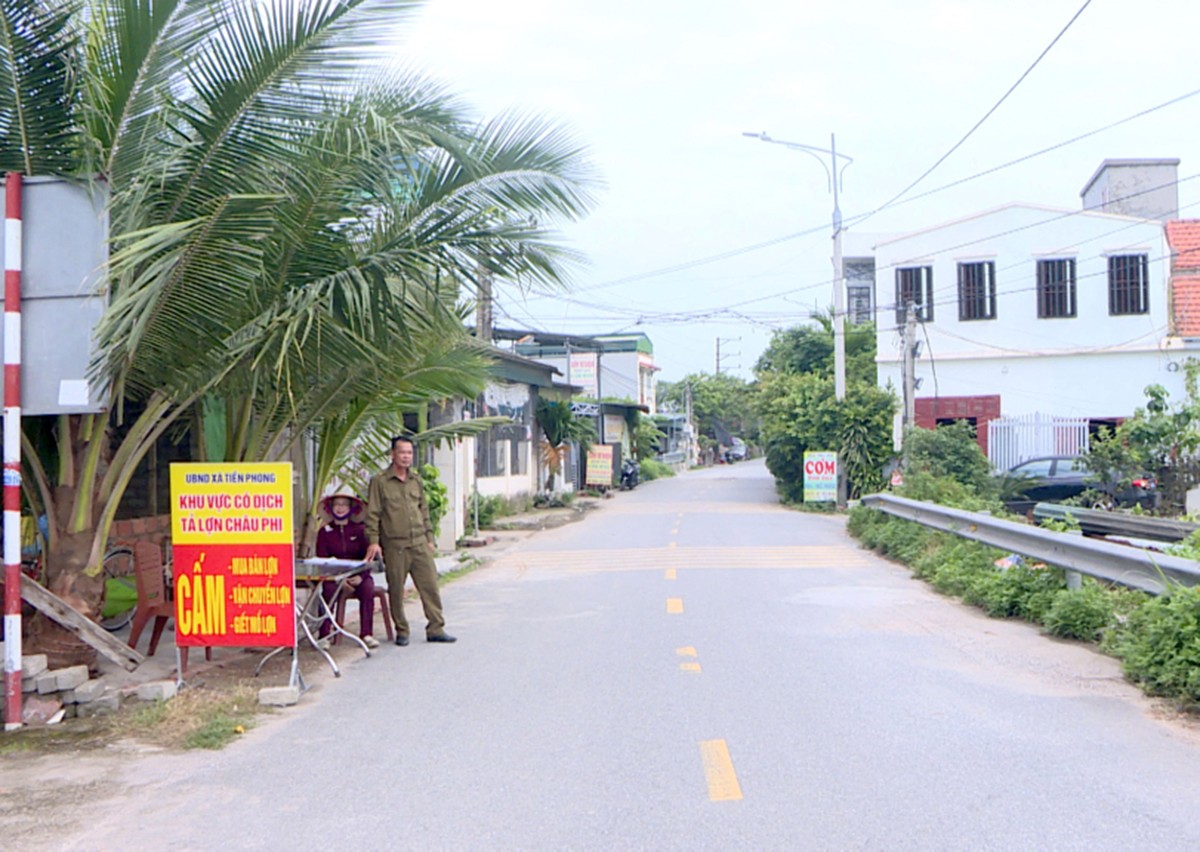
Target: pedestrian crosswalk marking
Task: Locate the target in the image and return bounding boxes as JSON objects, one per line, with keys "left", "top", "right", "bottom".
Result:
{"left": 492, "top": 545, "right": 871, "bottom": 574}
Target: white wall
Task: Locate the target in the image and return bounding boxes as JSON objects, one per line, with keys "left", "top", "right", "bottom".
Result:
{"left": 873, "top": 203, "right": 1200, "bottom": 425}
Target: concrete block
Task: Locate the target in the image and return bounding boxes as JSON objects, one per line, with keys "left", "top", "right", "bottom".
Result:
{"left": 54, "top": 665, "right": 89, "bottom": 691}
{"left": 21, "top": 654, "right": 48, "bottom": 678}
{"left": 76, "top": 694, "right": 120, "bottom": 717}
{"left": 36, "top": 671, "right": 58, "bottom": 695}
{"left": 71, "top": 678, "right": 108, "bottom": 704}
{"left": 22, "top": 675, "right": 38, "bottom": 694}
{"left": 137, "top": 680, "right": 178, "bottom": 702}
{"left": 258, "top": 685, "right": 300, "bottom": 707}
{"left": 1187, "top": 486, "right": 1200, "bottom": 516}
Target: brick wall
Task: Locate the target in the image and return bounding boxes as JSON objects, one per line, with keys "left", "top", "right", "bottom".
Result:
{"left": 109, "top": 514, "right": 172, "bottom": 553}
{"left": 915, "top": 395, "right": 1002, "bottom": 457}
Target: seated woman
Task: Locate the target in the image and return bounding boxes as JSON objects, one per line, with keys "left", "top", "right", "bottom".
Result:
{"left": 315, "top": 492, "right": 379, "bottom": 649}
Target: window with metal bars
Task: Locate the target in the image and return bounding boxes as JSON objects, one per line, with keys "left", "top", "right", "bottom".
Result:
{"left": 1107, "top": 254, "right": 1149, "bottom": 315}
{"left": 957, "top": 261, "right": 996, "bottom": 321}
{"left": 895, "top": 266, "right": 933, "bottom": 324}
{"left": 1036, "top": 258, "right": 1076, "bottom": 318}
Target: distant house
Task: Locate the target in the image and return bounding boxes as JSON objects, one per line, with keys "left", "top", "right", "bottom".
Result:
{"left": 871, "top": 159, "right": 1200, "bottom": 466}
{"left": 507, "top": 330, "right": 659, "bottom": 413}
{"left": 428, "top": 348, "right": 568, "bottom": 548}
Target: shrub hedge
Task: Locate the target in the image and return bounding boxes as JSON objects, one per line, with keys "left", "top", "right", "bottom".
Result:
{"left": 848, "top": 503, "right": 1200, "bottom": 708}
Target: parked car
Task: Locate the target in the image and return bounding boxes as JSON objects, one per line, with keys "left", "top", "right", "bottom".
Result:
{"left": 999, "top": 455, "right": 1159, "bottom": 512}
{"left": 727, "top": 438, "right": 748, "bottom": 462}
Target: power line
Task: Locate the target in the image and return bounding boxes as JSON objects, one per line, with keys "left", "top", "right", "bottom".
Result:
{"left": 521, "top": 81, "right": 1200, "bottom": 312}
{"left": 857, "top": 0, "right": 1093, "bottom": 227}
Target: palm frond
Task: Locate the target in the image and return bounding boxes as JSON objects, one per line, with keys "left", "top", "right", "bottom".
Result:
{"left": 0, "top": 0, "right": 81, "bottom": 174}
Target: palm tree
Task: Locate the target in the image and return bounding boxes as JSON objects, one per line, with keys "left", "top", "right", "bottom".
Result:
{"left": 536, "top": 397, "right": 595, "bottom": 491}
{"left": 1, "top": 0, "right": 597, "bottom": 654}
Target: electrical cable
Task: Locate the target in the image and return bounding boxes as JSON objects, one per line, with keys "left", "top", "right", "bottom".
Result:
{"left": 856, "top": 0, "right": 1093, "bottom": 227}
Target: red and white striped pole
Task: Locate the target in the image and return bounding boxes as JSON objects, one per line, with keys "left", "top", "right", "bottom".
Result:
{"left": 4, "top": 173, "right": 22, "bottom": 731}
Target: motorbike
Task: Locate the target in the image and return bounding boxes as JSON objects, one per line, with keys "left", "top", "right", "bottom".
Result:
{"left": 620, "top": 458, "right": 640, "bottom": 490}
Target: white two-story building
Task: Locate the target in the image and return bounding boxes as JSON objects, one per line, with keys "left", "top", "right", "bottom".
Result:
{"left": 873, "top": 159, "right": 1200, "bottom": 465}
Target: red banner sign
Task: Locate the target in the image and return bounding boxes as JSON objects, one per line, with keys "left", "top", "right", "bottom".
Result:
{"left": 170, "top": 463, "right": 295, "bottom": 648}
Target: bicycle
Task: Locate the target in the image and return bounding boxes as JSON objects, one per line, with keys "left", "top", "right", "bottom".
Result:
{"left": 98, "top": 545, "right": 137, "bottom": 631}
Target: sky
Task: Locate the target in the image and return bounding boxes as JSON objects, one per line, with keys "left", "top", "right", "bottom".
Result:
{"left": 392, "top": 0, "right": 1200, "bottom": 383}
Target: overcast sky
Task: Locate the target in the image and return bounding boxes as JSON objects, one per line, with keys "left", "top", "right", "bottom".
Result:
{"left": 394, "top": 1, "right": 1200, "bottom": 383}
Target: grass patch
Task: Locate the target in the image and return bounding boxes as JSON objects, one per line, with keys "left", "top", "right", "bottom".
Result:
{"left": 437, "top": 556, "right": 482, "bottom": 584}
{"left": 128, "top": 681, "right": 263, "bottom": 750}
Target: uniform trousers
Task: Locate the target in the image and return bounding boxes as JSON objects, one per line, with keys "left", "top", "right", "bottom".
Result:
{"left": 382, "top": 541, "right": 445, "bottom": 638}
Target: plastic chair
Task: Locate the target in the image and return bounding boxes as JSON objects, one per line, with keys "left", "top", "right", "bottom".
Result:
{"left": 332, "top": 585, "right": 395, "bottom": 644}
{"left": 127, "top": 540, "right": 211, "bottom": 671}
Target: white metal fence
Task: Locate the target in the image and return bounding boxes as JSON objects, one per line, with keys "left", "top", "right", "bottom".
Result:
{"left": 987, "top": 412, "right": 1089, "bottom": 471}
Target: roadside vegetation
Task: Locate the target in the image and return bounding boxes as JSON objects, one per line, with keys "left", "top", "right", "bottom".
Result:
{"left": 2, "top": 0, "right": 598, "bottom": 654}
{"left": 848, "top": 423, "right": 1200, "bottom": 709}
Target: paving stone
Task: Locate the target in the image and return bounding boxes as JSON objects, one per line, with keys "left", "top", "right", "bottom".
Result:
{"left": 258, "top": 685, "right": 300, "bottom": 707}
{"left": 54, "top": 665, "right": 89, "bottom": 691}
{"left": 21, "top": 654, "right": 48, "bottom": 678}
{"left": 137, "top": 680, "right": 178, "bottom": 702}
{"left": 35, "top": 671, "right": 59, "bottom": 695}
{"left": 76, "top": 695, "right": 120, "bottom": 717}
{"left": 71, "top": 678, "right": 108, "bottom": 704}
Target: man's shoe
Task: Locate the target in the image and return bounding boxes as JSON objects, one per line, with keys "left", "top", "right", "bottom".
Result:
{"left": 427, "top": 633, "right": 457, "bottom": 643}
{"left": 394, "top": 635, "right": 409, "bottom": 646}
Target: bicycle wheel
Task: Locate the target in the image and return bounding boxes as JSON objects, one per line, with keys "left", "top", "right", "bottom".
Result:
{"left": 99, "top": 546, "right": 137, "bottom": 631}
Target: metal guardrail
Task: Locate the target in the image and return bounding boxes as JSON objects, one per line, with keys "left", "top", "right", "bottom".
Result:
{"left": 1031, "top": 503, "right": 1200, "bottom": 543}
{"left": 859, "top": 493, "right": 1200, "bottom": 595}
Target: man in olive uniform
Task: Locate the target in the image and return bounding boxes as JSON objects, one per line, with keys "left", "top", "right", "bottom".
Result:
{"left": 364, "top": 436, "right": 456, "bottom": 645}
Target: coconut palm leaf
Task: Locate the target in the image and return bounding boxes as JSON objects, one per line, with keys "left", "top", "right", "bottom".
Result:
{"left": 0, "top": 0, "right": 81, "bottom": 174}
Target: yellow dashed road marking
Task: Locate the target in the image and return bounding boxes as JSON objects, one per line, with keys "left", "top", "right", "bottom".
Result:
{"left": 699, "top": 739, "right": 743, "bottom": 802}
{"left": 676, "top": 646, "right": 697, "bottom": 657}
{"left": 666, "top": 597, "right": 684, "bottom": 614}
{"left": 679, "top": 662, "right": 702, "bottom": 673}
{"left": 664, "top": 568, "right": 677, "bottom": 580}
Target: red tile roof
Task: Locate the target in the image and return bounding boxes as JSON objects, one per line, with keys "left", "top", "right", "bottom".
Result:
{"left": 1167, "top": 220, "right": 1200, "bottom": 269}
{"left": 1173, "top": 273, "right": 1200, "bottom": 336}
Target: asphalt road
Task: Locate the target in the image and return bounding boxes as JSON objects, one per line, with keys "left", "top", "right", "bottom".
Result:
{"left": 12, "top": 460, "right": 1200, "bottom": 850}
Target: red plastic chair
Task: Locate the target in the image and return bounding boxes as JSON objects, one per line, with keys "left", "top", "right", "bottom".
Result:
{"left": 127, "top": 540, "right": 210, "bottom": 672}
{"left": 332, "top": 585, "right": 395, "bottom": 644}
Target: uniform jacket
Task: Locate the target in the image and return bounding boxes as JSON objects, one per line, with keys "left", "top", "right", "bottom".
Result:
{"left": 365, "top": 466, "right": 434, "bottom": 547}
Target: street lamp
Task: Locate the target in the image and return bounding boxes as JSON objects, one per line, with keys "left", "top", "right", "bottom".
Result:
{"left": 742, "top": 131, "right": 853, "bottom": 402}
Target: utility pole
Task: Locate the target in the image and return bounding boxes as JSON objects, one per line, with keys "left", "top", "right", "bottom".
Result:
{"left": 715, "top": 336, "right": 740, "bottom": 375}
{"left": 475, "top": 265, "right": 493, "bottom": 342}
{"left": 742, "top": 131, "right": 852, "bottom": 400}
{"left": 903, "top": 303, "right": 918, "bottom": 433}
{"left": 830, "top": 133, "right": 846, "bottom": 403}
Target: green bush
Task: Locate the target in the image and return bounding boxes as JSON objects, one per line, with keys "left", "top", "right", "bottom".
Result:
{"left": 1113, "top": 586, "right": 1200, "bottom": 703}
{"left": 468, "top": 493, "right": 506, "bottom": 530}
{"left": 639, "top": 458, "right": 675, "bottom": 481}
{"left": 533, "top": 491, "right": 575, "bottom": 509}
{"left": 1043, "top": 583, "right": 1114, "bottom": 641}
{"left": 902, "top": 421, "right": 995, "bottom": 496}
{"left": 419, "top": 464, "right": 448, "bottom": 539}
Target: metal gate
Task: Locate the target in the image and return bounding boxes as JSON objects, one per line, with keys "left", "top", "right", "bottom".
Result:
{"left": 986, "top": 413, "right": 1089, "bottom": 470}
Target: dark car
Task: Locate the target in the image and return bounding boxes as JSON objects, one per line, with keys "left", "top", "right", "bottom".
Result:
{"left": 1000, "top": 455, "right": 1159, "bottom": 513}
